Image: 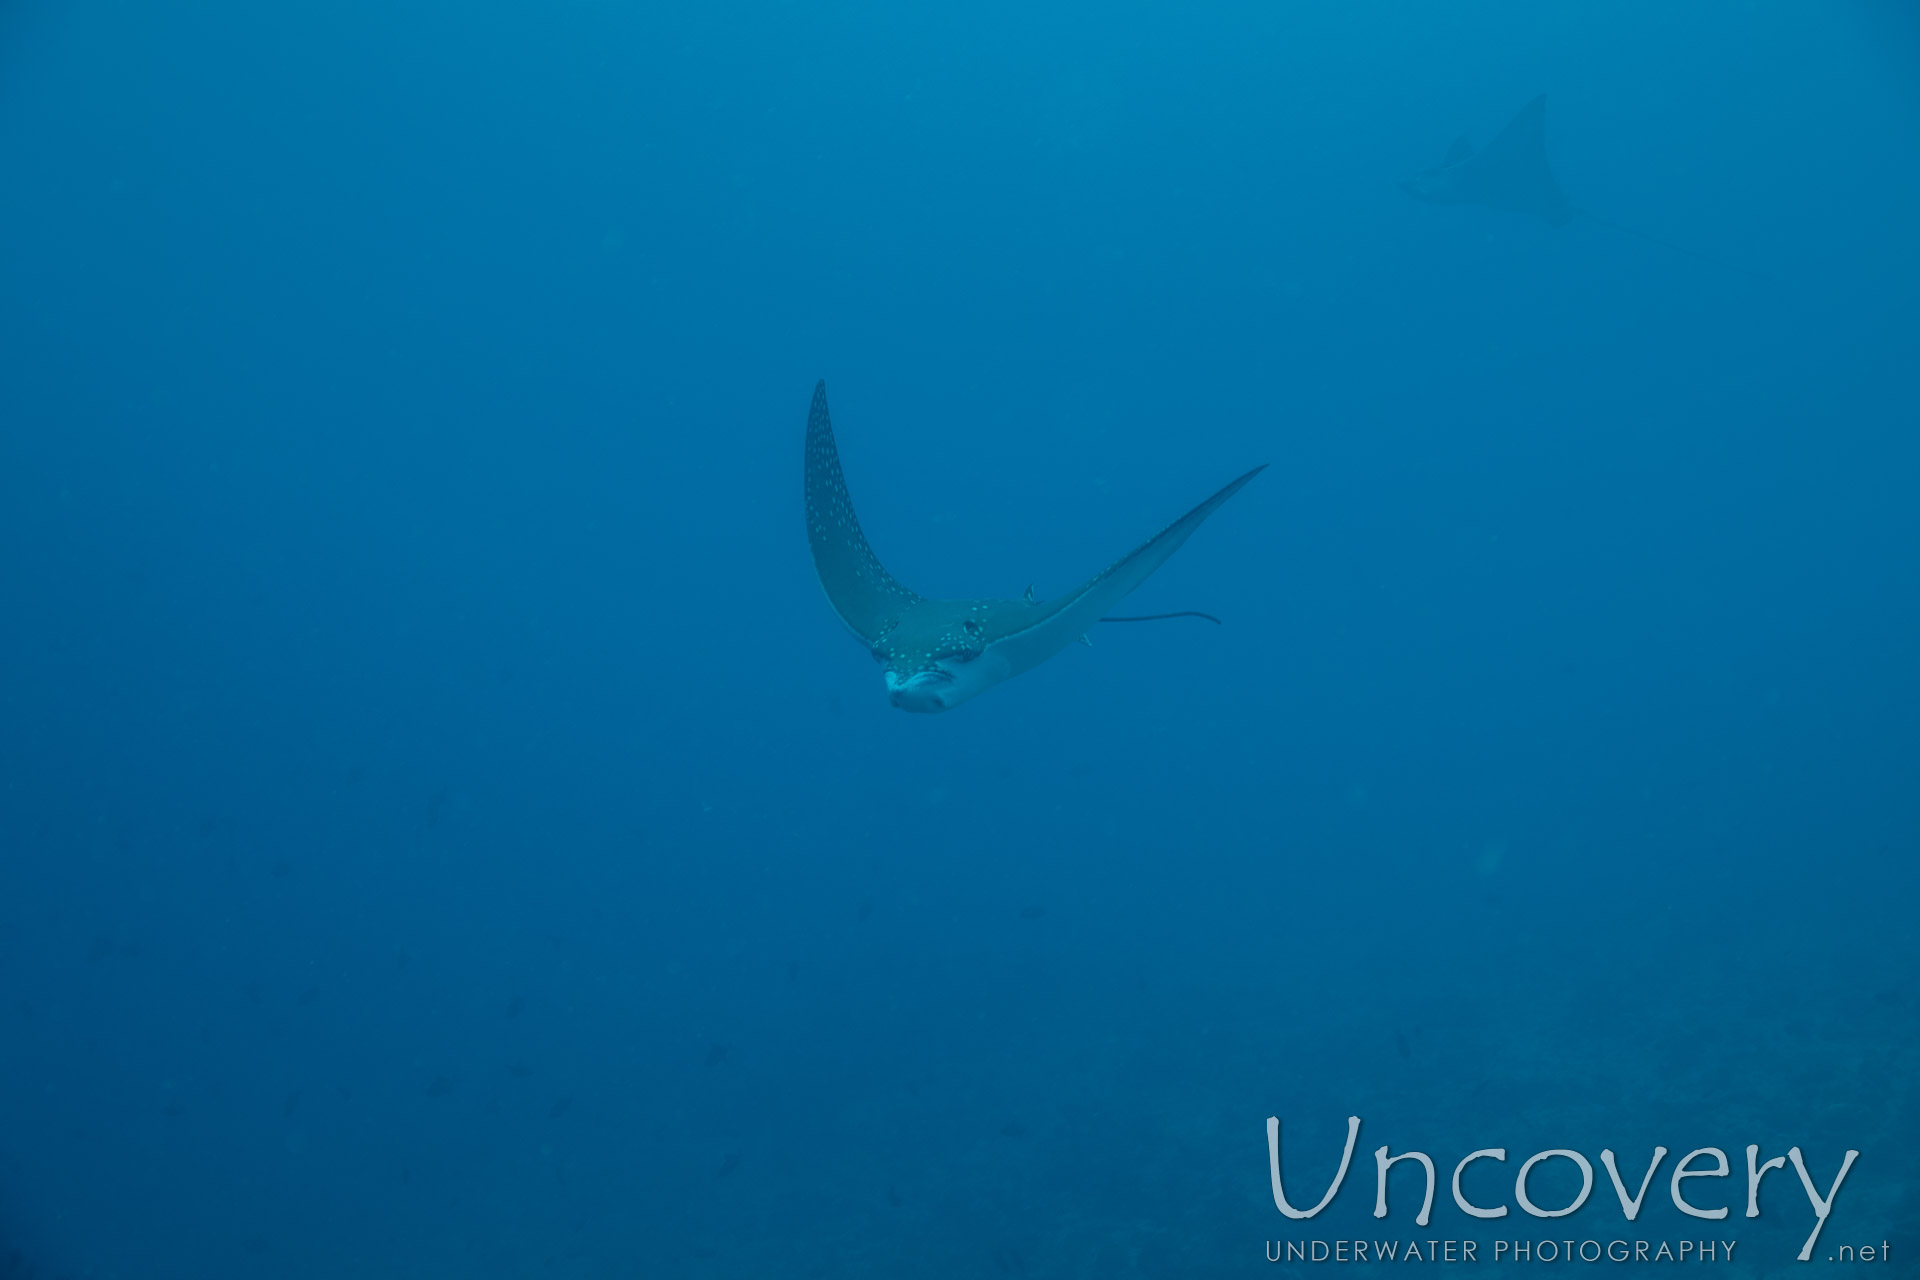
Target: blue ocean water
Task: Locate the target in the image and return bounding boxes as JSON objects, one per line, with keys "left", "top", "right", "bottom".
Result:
{"left": 0, "top": 0, "right": 1915, "bottom": 1275}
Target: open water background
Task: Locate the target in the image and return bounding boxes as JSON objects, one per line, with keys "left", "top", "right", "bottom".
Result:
{"left": 0, "top": 1, "right": 1916, "bottom": 1274}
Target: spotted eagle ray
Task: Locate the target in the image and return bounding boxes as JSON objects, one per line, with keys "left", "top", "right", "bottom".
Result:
{"left": 1401, "top": 94, "right": 1576, "bottom": 226}
{"left": 804, "top": 382, "right": 1263, "bottom": 713}
{"left": 1401, "top": 94, "right": 1762, "bottom": 279}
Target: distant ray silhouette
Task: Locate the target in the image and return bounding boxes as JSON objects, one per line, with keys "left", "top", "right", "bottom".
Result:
{"left": 1402, "top": 94, "right": 1764, "bottom": 280}
{"left": 1403, "top": 95, "right": 1574, "bottom": 226}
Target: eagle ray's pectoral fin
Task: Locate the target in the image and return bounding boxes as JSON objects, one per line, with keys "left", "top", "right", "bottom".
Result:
{"left": 984, "top": 464, "right": 1265, "bottom": 679}
{"left": 803, "top": 381, "right": 923, "bottom": 642}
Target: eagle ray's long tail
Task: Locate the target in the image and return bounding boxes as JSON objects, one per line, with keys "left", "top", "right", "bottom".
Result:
{"left": 1097, "top": 611, "right": 1222, "bottom": 625}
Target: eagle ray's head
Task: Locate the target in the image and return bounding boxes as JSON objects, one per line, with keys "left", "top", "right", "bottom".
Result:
{"left": 872, "top": 602, "right": 1010, "bottom": 713}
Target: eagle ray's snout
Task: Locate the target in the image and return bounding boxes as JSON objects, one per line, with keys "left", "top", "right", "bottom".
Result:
{"left": 885, "top": 667, "right": 953, "bottom": 714}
